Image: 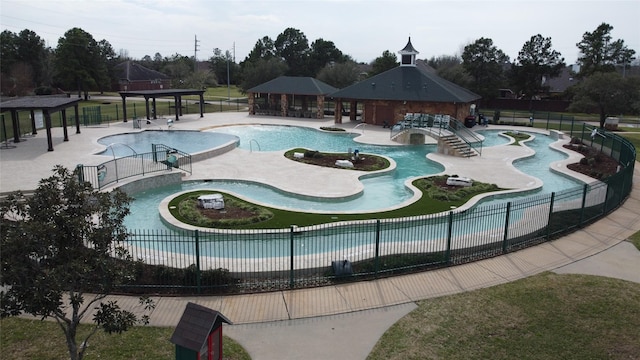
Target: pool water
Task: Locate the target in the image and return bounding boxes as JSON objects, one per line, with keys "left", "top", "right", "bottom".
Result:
{"left": 96, "top": 130, "right": 238, "bottom": 157}
{"left": 124, "top": 126, "right": 583, "bottom": 232}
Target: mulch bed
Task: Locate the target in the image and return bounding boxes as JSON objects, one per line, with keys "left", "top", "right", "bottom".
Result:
{"left": 563, "top": 144, "right": 621, "bottom": 180}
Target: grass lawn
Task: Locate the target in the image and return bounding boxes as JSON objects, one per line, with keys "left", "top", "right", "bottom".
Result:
{"left": 0, "top": 317, "right": 250, "bottom": 360}
{"left": 368, "top": 271, "right": 640, "bottom": 360}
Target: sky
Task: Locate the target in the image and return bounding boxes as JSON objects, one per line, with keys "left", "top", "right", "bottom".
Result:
{"left": 1, "top": 0, "right": 639, "bottom": 65}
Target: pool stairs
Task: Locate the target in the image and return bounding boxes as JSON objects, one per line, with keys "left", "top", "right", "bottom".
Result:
{"left": 438, "top": 134, "right": 478, "bottom": 157}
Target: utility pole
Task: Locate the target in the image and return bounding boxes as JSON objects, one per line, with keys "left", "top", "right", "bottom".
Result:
{"left": 194, "top": 35, "right": 200, "bottom": 72}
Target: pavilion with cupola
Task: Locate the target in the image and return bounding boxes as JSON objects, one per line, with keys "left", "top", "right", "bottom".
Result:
{"left": 330, "top": 37, "right": 481, "bottom": 126}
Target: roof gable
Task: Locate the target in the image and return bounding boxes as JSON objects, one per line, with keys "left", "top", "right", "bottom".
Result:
{"left": 170, "top": 302, "right": 232, "bottom": 351}
{"left": 247, "top": 76, "right": 338, "bottom": 95}
{"left": 331, "top": 61, "right": 480, "bottom": 103}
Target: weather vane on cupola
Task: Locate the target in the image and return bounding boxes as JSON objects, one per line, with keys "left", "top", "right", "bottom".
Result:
{"left": 399, "top": 36, "right": 419, "bottom": 67}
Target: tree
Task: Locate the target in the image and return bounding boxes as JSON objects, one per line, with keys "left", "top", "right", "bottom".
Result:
{"left": 308, "top": 38, "right": 346, "bottom": 77}
{"left": 511, "top": 34, "right": 565, "bottom": 99}
{"left": 576, "top": 23, "right": 636, "bottom": 78}
{"left": 210, "top": 48, "right": 239, "bottom": 86}
{"left": 239, "top": 57, "right": 288, "bottom": 92}
{"left": 161, "top": 53, "right": 194, "bottom": 87}
{"left": 370, "top": 50, "right": 398, "bottom": 76}
{"left": 317, "top": 60, "right": 360, "bottom": 88}
{"left": 244, "top": 36, "right": 276, "bottom": 64}
{"left": 16, "top": 30, "right": 48, "bottom": 86}
{"left": 568, "top": 72, "right": 640, "bottom": 128}
{"left": 0, "top": 166, "right": 154, "bottom": 360}
{"left": 1, "top": 29, "right": 50, "bottom": 95}
{"left": 97, "top": 39, "right": 119, "bottom": 93}
{"left": 274, "top": 28, "right": 310, "bottom": 76}
{"left": 462, "top": 37, "right": 510, "bottom": 100}
{"left": 54, "top": 28, "right": 110, "bottom": 99}
{"left": 427, "top": 55, "right": 472, "bottom": 88}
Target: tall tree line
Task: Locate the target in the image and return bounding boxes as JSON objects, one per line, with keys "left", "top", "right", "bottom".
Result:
{"left": 1, "top": 23, "right": 637, "bottom": 113}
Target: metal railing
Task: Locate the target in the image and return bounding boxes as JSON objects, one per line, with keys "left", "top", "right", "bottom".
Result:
{"left": 390, "top": 114, "right": 483, "bottom": 155}
{"left": 76, "top": 144, "right": 192, "bottom": 190}
{"left": 117, "top": 124, "right": 635, "bottom": 295}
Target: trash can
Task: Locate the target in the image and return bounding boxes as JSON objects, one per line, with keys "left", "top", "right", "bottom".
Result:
{"left": 133, "top": 118, "right": 141, "bottom": 129}
{"left": 332, "top": 260, "right": 353, "bottom": 277}
{"left": 464, "top": 115, "right": 476, "bottom": 128}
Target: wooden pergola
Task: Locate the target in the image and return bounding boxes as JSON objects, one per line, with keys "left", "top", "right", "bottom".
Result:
{"left": 0, "top": 96, "right": 82, "bottom": 151}
{"left": 119, "top": 89, "right": 206, "bottom": 122}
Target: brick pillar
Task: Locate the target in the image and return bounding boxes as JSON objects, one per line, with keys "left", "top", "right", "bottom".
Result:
{"left": 281, "top": 94, "right": 288, "bottom": 117}
{"left": 248, "top": 93, "right": 255, "bottom": 115}
{"left": 334, "top": 101, "right": 342, "bottom": 124}
{"left": 317, "top": 95, "right": 324, "bottom": 119}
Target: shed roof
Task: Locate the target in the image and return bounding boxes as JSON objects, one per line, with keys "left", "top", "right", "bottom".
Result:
{"left": 330, "top": 61, "right": 481, "bottom": 103}
{"left": 170, "top": 302, "right": 232, "bottom": 352}
{"left": 248, "top": 76, "right": 338, "bottom": 95}
{"left": 0, "top": 96, "right": 81, "bottom": 112}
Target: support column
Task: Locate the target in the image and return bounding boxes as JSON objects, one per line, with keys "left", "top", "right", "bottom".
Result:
{"left": 173, "top": 96, "right": 180, "bottom": 121}
{"left": 45, "top": 110, "right": 53, "bottom": 151}
{"left": 350, "top": 100, "right": 357, "bottom": 121}
{"left": 121, "top": 94, "right": 128, "bottom": 122}
{"left": 199, "top": 93, "right": 204, "bottom": 117}
{"left": 316, "top": 95, "right": 324, "bottom": 119}
{"left": 280, "top": 94, "right": 288, "bottom": 117}
{"left": 61, "top": 109, "right": 69, "bottom": 141}
{"left": 248, "top": 93, "right": 255, "bottom": 115}
{"left": 11, "top": 111, "right": 20, "bottom": 143}
{"left": 145, "top": 96, "right": 151, "bottom": 120}
{"left": 30, "top": 109, "right": 37, "bottom": 135}
{"left": 334, "top": 101, "right": 342, "bottom": 124}
{"left": 74, "top": 104, "right": 81, "bottom": 134}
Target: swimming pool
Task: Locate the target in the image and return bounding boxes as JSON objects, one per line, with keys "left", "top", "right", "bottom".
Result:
{"left": 124, "top": 126, "right": 583, "bottom": 232}
{"left": 96, "top": 130, "right": 238, "bottom": 157}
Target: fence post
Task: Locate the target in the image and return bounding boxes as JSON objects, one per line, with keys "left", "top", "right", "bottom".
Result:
{"left": 579, "top": 184, "right": 588, "bottom": 227}
{"left": 546, "top": 192, "right": 555, "bottom": 240}
{"left": 194, "top": 230, "right": 201, "bottom": 294}
{"left": 445, "top": 211, "right": 453, "bottom": 264}
{"left": 502, "top": 202, "right": 511, "bottom": 253}
{"left": 290, "top": 226, "right": 295, "bottom": 289}
{"left": 374, "top": 220, "right": 380, "bottom": 277}
{"left": 603, "top": 182, "right": 611, "bottom": 215}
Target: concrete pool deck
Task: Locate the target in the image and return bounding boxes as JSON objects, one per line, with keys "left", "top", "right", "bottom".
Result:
{"left": 2, "top": 111, "right": 640, "bottom": 359}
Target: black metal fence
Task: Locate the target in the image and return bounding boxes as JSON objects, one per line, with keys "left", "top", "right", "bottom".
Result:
{"left": 119, "top": 124, "right": 635, "bottom": 295}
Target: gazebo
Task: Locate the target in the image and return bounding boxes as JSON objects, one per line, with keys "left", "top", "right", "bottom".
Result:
{"left": 247, "top": 76, "right": 337, "bottom": 119}
{"left": 330, "top": 38, "right": 481, "bottom": 126}
{"left": 0, "top": 95, "right": 82, "bottom": 151}
{"left": 119, "top": 89, "right": 206, "bottom": 123}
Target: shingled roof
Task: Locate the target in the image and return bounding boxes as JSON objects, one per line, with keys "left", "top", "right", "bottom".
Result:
{"left": 331, "top": 60, "right": 480, "bottom": 103}
{"left": 170, "top": 302, "right": 232, "bottom": 352}
{"left": 248, "top": 76, "right": 338, "bottom": 95}
{"left": 116, "top": 61, "right": 170, "bottom": 82}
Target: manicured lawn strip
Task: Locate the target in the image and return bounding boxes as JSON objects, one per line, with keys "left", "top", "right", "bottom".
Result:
{"left": 619, "top": 132, "right": 640, "bottom": 161}
{"left": 504, "top": 131, "right": 531, "bottom": 145}
{"left": 168, "top": 176, "right": 504, "bottom": 229}
{"left": 368, "top": 272, "right": 640, "bottom": 360}
{"left": 0, "top": 317, "right": 250, "bottom": 360}
{"left": 629, "top": 231, "right": 640, "bottom": 250}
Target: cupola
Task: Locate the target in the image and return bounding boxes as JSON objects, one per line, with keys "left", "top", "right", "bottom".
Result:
{"left": 398, "top": 37, "right": 419, "bottom": 67}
